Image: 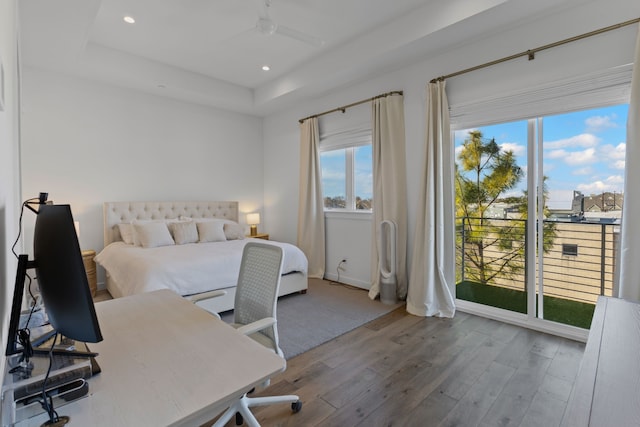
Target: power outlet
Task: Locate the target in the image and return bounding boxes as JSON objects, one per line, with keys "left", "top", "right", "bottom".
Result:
{"left": 338, "top": 258, "right": 347, "bottom": 271}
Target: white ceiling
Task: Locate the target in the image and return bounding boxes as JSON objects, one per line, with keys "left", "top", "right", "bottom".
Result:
{"left": 18, "top": 0, "right": 588, "bottom": 116}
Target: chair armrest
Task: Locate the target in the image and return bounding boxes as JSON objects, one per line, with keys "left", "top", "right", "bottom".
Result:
{"left": 187, "top": 290, "right": 226, "bottom": 304}
{"left": 236, "top": 317, "right": 276, "bottom": 336}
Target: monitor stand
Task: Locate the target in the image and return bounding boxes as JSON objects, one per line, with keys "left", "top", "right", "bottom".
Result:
{"left": 41, "top": 415, "right": 70, "bottom": 426}
{"left": 31, "top": 332, "right": 98, "bottom": 358}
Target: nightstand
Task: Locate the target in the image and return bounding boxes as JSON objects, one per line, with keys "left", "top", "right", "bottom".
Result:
{"left": 248, "top": 233, "right": 269, "bottom": 240}
{"left": 81, "top": 250, "right": 97, "bottom": 297}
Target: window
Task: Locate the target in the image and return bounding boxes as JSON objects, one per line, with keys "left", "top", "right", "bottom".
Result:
{"left": 562, "top": 243, "right": 578, "bottom": 256}
{"left": 318, "top": 103, "right": 372, "bottom": 211}
{"left": 320, "top": 145, "right": 372, "bottom": 210}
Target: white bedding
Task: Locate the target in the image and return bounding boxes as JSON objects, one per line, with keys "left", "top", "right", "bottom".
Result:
{"left": 95, "top": 238, "right": 308, "bottom": 298}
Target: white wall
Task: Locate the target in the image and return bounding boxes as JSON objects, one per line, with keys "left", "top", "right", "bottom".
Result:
{"left": 0, "top": 0, "right": 21, "bottom": 381}
{"left": 263, "top": 0, "right": 640, "bottom": 289}
{"left": 16, "top": 0, "right": 640, "bottom": 293}
{"left": 20, "top": 68, "right": 264, "bottom": 286}
{"left": 324, "top": 213, "right": 372, "bottom": 288}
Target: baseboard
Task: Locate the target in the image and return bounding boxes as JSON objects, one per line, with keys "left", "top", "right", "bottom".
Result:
{"left": 455, "top": 299, "right": 589, "bottom": 343}
{"left": 323, "top": 272, "right": 370, "bottom": 290}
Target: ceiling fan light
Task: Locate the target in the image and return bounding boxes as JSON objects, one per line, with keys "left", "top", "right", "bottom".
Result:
{"left": 256, "top": 18, "right": 277, "bottom": 36}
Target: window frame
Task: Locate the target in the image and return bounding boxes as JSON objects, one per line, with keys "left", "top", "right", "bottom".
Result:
{"left": 562, "top": 243, "right": 579, "bottom": 257}
{"left": 320, "top": 143, "right": 372, "bottom": 212}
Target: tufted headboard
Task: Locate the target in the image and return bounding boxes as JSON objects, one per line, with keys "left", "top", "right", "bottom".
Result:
{"left": 103, "top": 201, "right": 239, "bottom": 246}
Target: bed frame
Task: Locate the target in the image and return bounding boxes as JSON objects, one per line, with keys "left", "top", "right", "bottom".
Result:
{"left": 102, "top": 201, "right": 308, "bottom": 313}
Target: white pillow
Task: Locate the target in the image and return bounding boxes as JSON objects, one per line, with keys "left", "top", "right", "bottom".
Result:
{"left": 223, "top": 222, "right": 245, "bottom": 240}
{"left": 117, "top": 223, "right": 135, "bottom": 245}
{"left": 165, "top": 217, "right": 189, "bottom": 224}
{"left": 133, "top": 222, "right": 175, "bottom": 248}
{"left": 197, "top": 221, "right": 227, "bottom": 243}
{"left": 181, "top": 216, "right": 244, "bottom": 240}
{"left": 168, "top": 221, "right": 198, "bottom": 245}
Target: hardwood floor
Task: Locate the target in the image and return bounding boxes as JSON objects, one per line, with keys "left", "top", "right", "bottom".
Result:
{"left": 233, "top": 307, "right": 585, "bottom": 427}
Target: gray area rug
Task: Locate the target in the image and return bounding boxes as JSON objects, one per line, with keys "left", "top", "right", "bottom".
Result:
{"left": 222, "top": 278, "right": 404, "bottom": 359}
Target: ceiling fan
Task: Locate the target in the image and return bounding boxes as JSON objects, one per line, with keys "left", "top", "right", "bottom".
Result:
{"left": 252, "top": 0, "right": 325, "bottom": 47}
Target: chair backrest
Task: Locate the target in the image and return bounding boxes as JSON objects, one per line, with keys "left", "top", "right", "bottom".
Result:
{"left": 233, "top": 242, "right": 284, "bottom": 349}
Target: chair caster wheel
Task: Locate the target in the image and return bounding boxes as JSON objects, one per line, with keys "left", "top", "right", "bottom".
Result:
{"left": 235, "top": 412, "right": 243, "bottom": 425}
{"left": 292, "top": 400, "right": 302, "bottom": 413}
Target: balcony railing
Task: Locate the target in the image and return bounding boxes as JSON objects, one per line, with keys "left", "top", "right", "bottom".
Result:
{"left": 456, "top": 216, "right": 620, "bottom": 328}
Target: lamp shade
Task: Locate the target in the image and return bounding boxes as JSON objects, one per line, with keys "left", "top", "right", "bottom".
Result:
{"left": 246, "top": 213, "right": 260, "bottom": 225}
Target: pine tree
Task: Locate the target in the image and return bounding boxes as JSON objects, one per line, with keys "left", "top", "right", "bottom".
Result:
{"left": 456, "top": 130, "right": 556, "bottom": 284}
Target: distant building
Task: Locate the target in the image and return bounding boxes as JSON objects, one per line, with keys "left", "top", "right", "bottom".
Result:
{"left": 572, "top": 190, "right": 624, "bottom": 213}
{"left": 548, "top": 190, "right": 624, "bottom": 223}
{"left": 542, "top": 190, "right": 623, "bottom": 302}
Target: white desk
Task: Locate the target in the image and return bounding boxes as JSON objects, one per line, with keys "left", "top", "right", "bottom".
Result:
{"left": 562, "top": 296, "right": 640, "bottom": 427}
{"left": 18, "top": 289, "right": 285, "bottom": 426}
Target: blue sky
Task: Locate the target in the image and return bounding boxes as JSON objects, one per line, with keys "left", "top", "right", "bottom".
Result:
{"left": 454, "top": 104, "right": 628, "bottom": 210}
{"left": 321, "top": 104, "right": 628, "bottom": 208}
{"left": 321, "top": 145, "right": 373, "bottom": 199}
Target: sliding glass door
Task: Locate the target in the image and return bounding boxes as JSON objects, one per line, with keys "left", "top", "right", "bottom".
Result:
{"left": 454, "top": 104, "right": 627, "bottom": 330}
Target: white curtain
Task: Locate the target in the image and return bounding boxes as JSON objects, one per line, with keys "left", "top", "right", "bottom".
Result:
{"left": 297, "top": 118, "right": 325, "bottom": 279}
{"left": 618, "top": 24, "right": 640, "bottom": 302}
{"left": 369, "top": 94, "right": 408, "bottom": 300}
{"left": 407, "top": 81, "right": 456, "bottom": 317}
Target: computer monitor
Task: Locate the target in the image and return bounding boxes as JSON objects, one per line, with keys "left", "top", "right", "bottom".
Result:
{"left": 5, "top": 200, "right": 102, "bottom": 426}
{"left": 33, "top": 204, "right": 103, "bottom": 344}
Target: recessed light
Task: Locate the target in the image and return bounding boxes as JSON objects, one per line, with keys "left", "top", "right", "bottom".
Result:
{"left": 261, "top": 65, "right": 270, "bottom": 71}
{"left": 123, "top": 16, "right": 136, "bottom": 24}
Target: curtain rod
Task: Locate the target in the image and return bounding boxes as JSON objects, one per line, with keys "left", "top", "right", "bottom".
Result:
{"left": 298, "top": 90, "right": 403, "bottom": 124}
{"left": 430, "top": 16, "right": 640, "bottom": 84}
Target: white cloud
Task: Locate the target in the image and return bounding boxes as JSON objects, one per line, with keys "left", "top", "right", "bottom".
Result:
{"left": 321, "top": 169, "right": 344, "bottom": 180}
{"left": 499, "top": 142, "right": 526, "bottom": 157}
{"left": 355, "top": 171, "right": 373, "bottom": 196}
{"left": 606, "top": 175, "right": 624, "bottom": 185}
{"left": 585, "top": 114, "right": 618, "bottom": 133}
{"left": 600, "top": 142, "right": 626, "bottom": 160}
{"left": 596, "top": 142, "right": 626, "bottom": 170}
{"left": 547, "top": 149, "right": 568, "bottom": 159}
{"left": 577, "top": 175, "right": 624, "bottom": 194}
{"left": 545, "top": 148, "right": 597, "bottom": 166}
{"left": 577, "top": 181, "right": 609, "bottom": 194}
{"left": 565, "top": 148, "right": 597, "bottom": 166}
{"left": 544, "top": 133, "right": 600, "bottom": 150}
{"left": 573, "top": 167, "right": 594, "bottom": 176}
{"left": 500, "top": 190, "right": 522, "bottom": 199}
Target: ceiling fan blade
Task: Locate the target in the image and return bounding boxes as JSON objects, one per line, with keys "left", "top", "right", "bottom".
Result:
{"left": 255, "top": 0, "right": 270, "bottom": 19}
{"left": 275, "top": 24, "right": 325, "bottom": 47}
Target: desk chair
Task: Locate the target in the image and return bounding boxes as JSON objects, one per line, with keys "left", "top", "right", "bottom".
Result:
{"left": 213, "top": 242, "right": 302, "bottom": 427}
{"left": 187, "top": 290, "right": 226, "bottom": 319}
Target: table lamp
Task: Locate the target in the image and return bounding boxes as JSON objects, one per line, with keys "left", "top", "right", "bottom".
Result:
{"left": 246, "top": 213, "right": 260, "bottom": 236}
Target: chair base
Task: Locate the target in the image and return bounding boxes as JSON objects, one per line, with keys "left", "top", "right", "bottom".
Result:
{"left": 212, "top": 393, "right": 302, "bottom": 427}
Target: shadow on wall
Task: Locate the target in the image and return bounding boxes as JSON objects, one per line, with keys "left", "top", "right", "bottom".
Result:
{"left": 0, "top": 205, "right": 7, "bottom": 314}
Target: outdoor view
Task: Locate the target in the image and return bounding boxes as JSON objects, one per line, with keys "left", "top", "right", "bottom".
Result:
{"left": 455, "top": 104, "right": 628, "bottom": 329}
{"left": 321, "top": 145, "right": 373, "bottom": 210}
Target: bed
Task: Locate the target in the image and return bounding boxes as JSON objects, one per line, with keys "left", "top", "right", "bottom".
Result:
{"left": 95, "top": 201, "right": 308, "bottom": 314}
